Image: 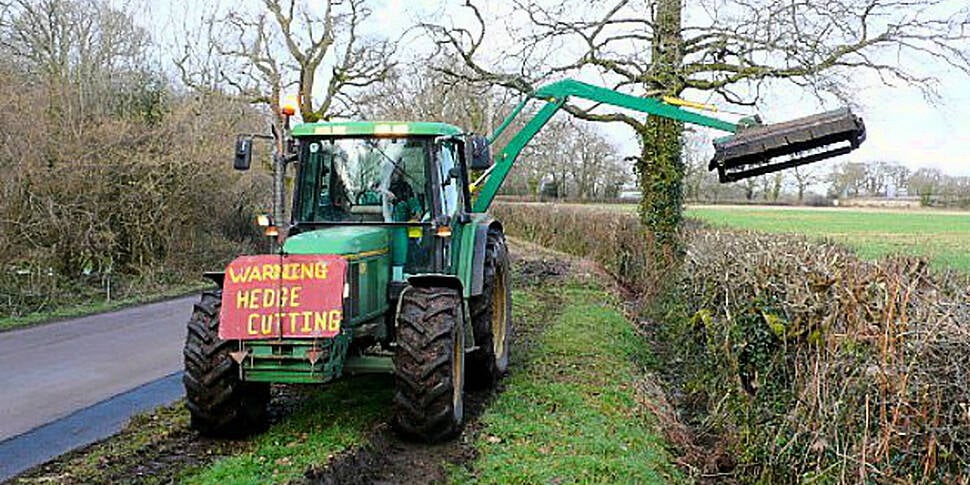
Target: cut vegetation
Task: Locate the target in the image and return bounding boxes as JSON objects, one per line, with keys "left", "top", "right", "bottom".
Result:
{"left": 496, "top": 203, "right": 970, "bottom": 483}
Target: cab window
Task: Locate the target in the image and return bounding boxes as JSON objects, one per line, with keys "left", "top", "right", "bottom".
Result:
{"left": 296, "top": 137, "right": 430, "bottom": 223}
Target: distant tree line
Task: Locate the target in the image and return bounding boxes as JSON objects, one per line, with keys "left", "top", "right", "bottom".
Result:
{"left": 684, "top": 151, "right": 970, "bottom": 208}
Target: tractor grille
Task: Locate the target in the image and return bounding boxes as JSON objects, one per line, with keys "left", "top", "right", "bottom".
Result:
{"left": 241, "top": 339, "right": 341, "bottom": 384}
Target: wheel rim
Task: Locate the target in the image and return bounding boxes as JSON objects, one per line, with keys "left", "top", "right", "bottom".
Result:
{"left": 452, "top": 321, "right": 464, "bottom": 420}
{"left": 491, "top": 265, "right": 508, "bottom": 360}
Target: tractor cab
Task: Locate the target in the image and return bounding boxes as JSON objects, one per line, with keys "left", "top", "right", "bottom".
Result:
{"left": 286, "top": 122, "right": 475, "bottom": 279}
{"left": 293, "top": 136, "right": 434, "bottom": 224}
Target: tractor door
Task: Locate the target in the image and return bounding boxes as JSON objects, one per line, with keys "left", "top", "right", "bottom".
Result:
{"left": 433, "top": 139, "right": 468, "bottom": 274}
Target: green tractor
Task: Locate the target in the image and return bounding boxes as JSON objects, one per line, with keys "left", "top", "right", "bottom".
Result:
{"left": 183, "top": 79, "right": 866, "bottom": 442}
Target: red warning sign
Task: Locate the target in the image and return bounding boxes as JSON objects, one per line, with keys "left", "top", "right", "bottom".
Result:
{"left": 218, "top": 254, "right": 347, "bottom": 340}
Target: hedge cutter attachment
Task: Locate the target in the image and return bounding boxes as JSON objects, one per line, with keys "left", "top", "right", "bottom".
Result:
{"left": 470, "top": 79, "right": 866, "bottom": 211}
{"left": 709, "top": 108, "right": 866, "bottom": 182}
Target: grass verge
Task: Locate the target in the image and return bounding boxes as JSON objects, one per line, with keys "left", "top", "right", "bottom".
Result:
{"left": 456, "top": 276, "right": 685, "bottom": 484}
{"left": 0, "top": 281, "right": 208, "bottom": 333}
{"left": 15, "top": 377, "right": 392, "bottom": 485}
{"left": 181, "top": 376, "right": 392, "bottom": 484}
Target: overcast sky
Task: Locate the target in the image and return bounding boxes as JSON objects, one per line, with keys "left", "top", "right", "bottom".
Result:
{"left": 141, "top": 0, "right": 970, "bottom": 177}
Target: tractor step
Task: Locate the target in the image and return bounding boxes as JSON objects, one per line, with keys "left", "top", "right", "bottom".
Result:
{"left": 709, "top": 108, "right": 866, "bottom": 182}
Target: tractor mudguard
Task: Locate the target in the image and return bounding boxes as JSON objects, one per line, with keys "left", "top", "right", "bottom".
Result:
{"left": 407, "top": 273, "right": 464, "bottom": 292}
{"left": 467, "top": 218, "right": 502, "bottom": 297}
{"left": 202, "top": 271, "right": 225, "bottom": 288}
{"left": 404, "top": 274, "right": 474, "bottom": 350}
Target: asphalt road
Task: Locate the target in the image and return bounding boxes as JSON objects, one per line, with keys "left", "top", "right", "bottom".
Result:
{"left": 0, "top": 296, "right": 196, "bottom": 442}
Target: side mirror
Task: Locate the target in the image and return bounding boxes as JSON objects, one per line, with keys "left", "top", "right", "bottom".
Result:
{"left": 466, "top": 134, "right": 493, "bottom": 171}
{"left": 234, "top": 136, "right": 253, "bottom": 171}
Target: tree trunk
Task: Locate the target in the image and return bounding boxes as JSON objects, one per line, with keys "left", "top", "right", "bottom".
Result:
{"left": 638, "top": 0, "right": 685, "bottom": 252}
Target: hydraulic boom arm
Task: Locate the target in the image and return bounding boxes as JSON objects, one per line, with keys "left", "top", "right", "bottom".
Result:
{"left": 472, "top": 78, "right": 865, "bottom": 213}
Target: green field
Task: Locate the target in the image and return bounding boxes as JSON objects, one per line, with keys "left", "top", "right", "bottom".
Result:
{"left": 684, "top": 205, "right": 970, "bottom": 272}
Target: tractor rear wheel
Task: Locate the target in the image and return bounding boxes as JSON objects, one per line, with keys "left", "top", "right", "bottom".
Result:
{"left": 467, "top": 228, "right": 512, "bottom": 389}
{"left": 392, "top": 285, "right": 465, "bottom": 443}
{"left": 183, "top": 290, "right": 269, "bottom": 438}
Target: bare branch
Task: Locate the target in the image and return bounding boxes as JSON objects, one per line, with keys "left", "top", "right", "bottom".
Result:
{"left": 426, "top": 0, "right": 970, "bottom": 112}
{"left": 174, "top": 0, "right": 395, "bottom": 122}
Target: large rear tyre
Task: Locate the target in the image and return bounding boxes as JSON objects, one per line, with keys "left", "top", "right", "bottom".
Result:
{"left": 393, "top": 286, "right": 466, "bottom": 443}
{"left": 183, "top": 290, "right": 269, "bottom": 438}
{"left": 467, "top": 228, "right": 512, "bottom": 389}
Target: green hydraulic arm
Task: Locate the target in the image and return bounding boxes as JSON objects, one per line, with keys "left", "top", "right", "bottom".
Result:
{"left": 471, "top": 79, "right": 740, "bottom": 213}
{"left": 471, "top": 78, "right": 866, "bottom": 210}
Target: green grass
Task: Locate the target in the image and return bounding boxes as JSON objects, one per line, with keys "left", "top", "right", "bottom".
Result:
{"left": 182, "top": 376, "right": 392, "bottom": 485}
{"left": 683, "top": 206, "right": 970, "bottom": 272}
{"left": 456, "top": 280, "right": 685, "bottom": 484}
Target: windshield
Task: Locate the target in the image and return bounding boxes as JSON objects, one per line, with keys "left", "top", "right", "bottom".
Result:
{"left": 296, "top": 137, "right": 430, "bottom": 223}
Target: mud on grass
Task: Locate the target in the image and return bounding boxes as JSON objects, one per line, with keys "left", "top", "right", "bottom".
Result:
{"left": 11, "top": 399, "right": 233, "bottom": 485}
{"left": 8, "top": 384, "right": 322, "bottom": 484}
{"left": 294, "top": 244, "right": 573, "bottom": 485}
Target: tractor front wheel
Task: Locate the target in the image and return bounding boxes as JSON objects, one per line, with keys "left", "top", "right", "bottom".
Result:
{"left": 467, "top": 228, "right": 512, "bottom": 389}
{"left": 392, "top": 285, "right": 465, "bottom": 442}
{"left": 183, "top": 290, "right": 269, "bottom": 438}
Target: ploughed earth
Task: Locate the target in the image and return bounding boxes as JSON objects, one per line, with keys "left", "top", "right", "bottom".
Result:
{"left": 8, "top": 242, "right": 575, "bottom": 485}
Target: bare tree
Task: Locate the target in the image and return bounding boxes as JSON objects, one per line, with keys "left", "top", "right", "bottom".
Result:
{"left": 174, "top": 0, "right": 395, "bottom": 224}
{"left": 424, "top": 0, "right": 970, "bottom": 249}
{"left": 742, "top": 176, "right": 758, "bottom": 201}
{"left": 176, "top": 0, "right": 395, "bottom": 122}
{"left": 909, "top": 167, "right": 944, "bottom": 205}
{"left": 790, "top": 166, "right": 821, "bottom": 203}
{"left": 0, "top": 0, "right": 152, "bottom": 123}
{"left": 827, "top": 161, "right": 868, "bottom": 198}
{"left": 578, "top": 140, "right": 624, "bottom": 198}
{"left": 879, "top": 161, "right": 911, "bottom": 196}
{"left": 357, "top": 61, "right": 515, "bottom": 134}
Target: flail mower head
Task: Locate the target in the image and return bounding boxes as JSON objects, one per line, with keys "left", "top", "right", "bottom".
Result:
{"left": 709, "top": 108, "right": 866, "bottom": 182}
